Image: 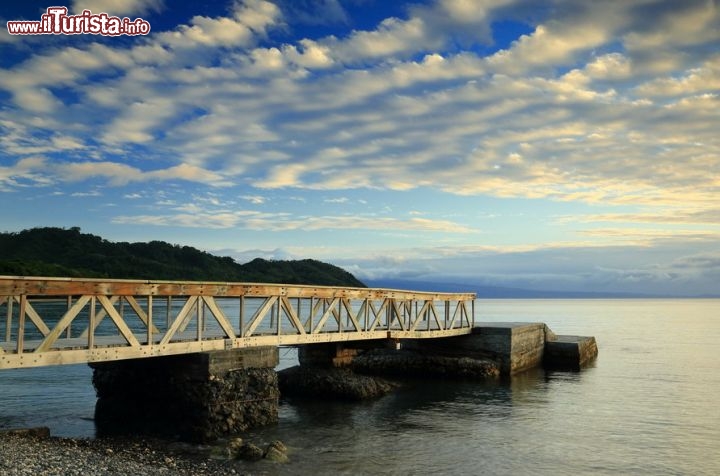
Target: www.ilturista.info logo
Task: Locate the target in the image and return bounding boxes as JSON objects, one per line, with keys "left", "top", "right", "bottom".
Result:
{"left": 7, "top": 6, "right": 151, "bottom": 36}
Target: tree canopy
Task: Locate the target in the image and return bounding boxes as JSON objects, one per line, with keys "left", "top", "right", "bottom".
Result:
{"left": 0, "top": 227, "right": 366, "bottom": 287}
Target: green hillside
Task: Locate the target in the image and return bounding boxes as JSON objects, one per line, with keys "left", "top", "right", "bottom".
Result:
{"left": 0, "top": 227, "right": 366, "bottom": 287}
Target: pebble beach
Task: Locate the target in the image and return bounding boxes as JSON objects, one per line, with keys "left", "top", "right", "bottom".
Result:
{"left": 0, "top": 431, "right": 259, "bottom": 476}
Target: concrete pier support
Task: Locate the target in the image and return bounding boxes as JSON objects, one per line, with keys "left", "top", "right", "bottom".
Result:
{"left": 393, "top": 323, "right": 596, "bottom": 376}
{"left": 405, "top": 323, "right": 555, "bottom": 376}
{"left": 544, "top": 335, "right": 598, "bottom": 371}
{"left": 91, "top": 346, "right": 279, "bottom": 442}
{"left": 298, "top": 342, "right": 391, "bottom": 368}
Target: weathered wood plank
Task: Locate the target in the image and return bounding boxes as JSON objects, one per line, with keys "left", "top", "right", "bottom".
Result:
{"left": 5, "top": 296, "right": 12, "bottom": 342}
{"left": 0, "top": 277, "right": 475, "bottom": 301}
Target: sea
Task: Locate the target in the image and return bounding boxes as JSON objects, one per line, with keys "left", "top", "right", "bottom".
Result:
{"left": 1, "top": 299, "right": 719, "bottom": 475}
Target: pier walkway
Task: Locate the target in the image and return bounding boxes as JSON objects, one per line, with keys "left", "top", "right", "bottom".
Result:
{"left": 0, "top": 276, "right": 475, "bottom": 369}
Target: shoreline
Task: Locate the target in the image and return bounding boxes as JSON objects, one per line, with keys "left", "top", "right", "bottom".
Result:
{"left": 0, "top": 431, "right": 265, "bottom": 475}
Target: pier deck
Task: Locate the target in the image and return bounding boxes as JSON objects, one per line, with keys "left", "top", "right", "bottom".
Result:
{"left": 1, "top": 276, "right": 475, "bottom": 369}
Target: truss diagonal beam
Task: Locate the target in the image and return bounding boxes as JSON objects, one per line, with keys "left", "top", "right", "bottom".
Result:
{"left": 13, "top": 297, "right": 51, "bottom": 336}
{"left": 201, "top": 296, "right": 237, "bottom": 339}
{"left": 124, "top": 296, "right": 161, "bottom": 335}
{"left": 244, "top": 297, "right": 277, "bottom": 337}
{"left": 410, "top": 300, "right": 432, "bottom": 331}
{"left": 313, "top": 297, "right": 340, "bottom": 334}
{"left": 368, "top": 299, "right": 388, "bottom": 331}
{"left": 341, "top": 298, "right": 362, "bottom": 332}
{"left": 159, "top": 296, "right": 199, "bottom": 346}
{"left": 97, "top": 295, "right": 141, "bottom": 348}
{"left": 34, "top": 295, "right": 91, "bottom": 353}
{"left": 79, "top": 295, "right": 119, "bottom": 338}
{"left": 280, "top": 297, "right": 307, "bottom": 335}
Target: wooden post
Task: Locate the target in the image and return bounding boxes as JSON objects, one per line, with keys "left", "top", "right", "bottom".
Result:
{"left": 5, "top": 296, "right": 12, "bottom": 342}
{"left": 276, "top": 296, "right": 281, "bottom": 335}
{"left": 445, "top": 300, "right": 450, "bottom": 330}
{"left": 66, "top": 296, "right": 72, "bottom": 338}
{"left": 308, "top": 297, "right": 315, "bottom": 333}
{"left": 88, "top": 296, "right": 96, "bottom": 350}
{"left": 147, "top": 295, "right": 153, "bottom": 346}
{"left": 197, "top": 297, "right": 203, "bottom": 341}
{"left": 239, "top": 296, "right": 244, "bottom": 338}
{"left": 270, "top": 300, "right": 276, "bottom": 332}
{"left": 471, "top": 299, "right": 475, "bottom": 328}
{"left": 16, "top": 296, "right": 26, "bottom": 353}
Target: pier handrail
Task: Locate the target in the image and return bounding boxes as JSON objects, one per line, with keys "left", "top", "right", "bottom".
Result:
{"left": 1, "top": 276, "right": 476, "bottom": 369}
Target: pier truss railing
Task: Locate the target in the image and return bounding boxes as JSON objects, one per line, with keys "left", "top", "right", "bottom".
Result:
{"left": 0, "top": 276, "right": 475, "bottom": 369}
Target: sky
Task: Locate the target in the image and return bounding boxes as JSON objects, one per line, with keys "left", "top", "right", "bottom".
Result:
{"left": 0, "top": 0, "right": 719, "bottom": 296}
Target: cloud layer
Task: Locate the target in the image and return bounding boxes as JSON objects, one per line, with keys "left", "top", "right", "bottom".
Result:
{"left": 1, "top": 0, "right": 719, "bottom": 294}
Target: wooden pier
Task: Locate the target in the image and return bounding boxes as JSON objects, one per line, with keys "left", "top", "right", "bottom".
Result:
{"left": 0, "top": 276, "right": 476, "bottom": 370}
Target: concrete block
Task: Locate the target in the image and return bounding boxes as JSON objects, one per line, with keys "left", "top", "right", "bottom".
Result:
{"left": 544, "top": 335, "right": 598, "bottom": 371}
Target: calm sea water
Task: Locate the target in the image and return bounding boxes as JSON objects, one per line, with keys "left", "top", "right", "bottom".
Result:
{"left": 1, "top": 299, "right": 719, "bottom": 475}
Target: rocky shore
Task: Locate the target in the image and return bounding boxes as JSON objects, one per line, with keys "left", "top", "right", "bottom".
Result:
{"left": 278, "top": 365, "right": 400, "bottom": 400}
{"left": 0, "top": 430, "right": 287, "bottom": 475}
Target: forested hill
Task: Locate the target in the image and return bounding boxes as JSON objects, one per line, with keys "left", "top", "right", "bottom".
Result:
{"left": 0, "top": 227, "right": 366, "bottom": 287}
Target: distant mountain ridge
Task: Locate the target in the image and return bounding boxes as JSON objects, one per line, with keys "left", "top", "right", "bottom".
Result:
{"left": 366, "top": 278, "right": 691, "bottom": 299}
{"left": 0, "top": 227, "right": 365, "bottom": 287}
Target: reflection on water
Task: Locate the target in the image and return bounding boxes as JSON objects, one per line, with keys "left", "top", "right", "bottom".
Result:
{"left": 0, "top": 364, "right": 96, "bottom": 437}
{"left": 2, "top": 299, "right": 720, "bottom": 475}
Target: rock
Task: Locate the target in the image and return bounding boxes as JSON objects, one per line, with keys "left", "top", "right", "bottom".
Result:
{"left": 268, "top": 440, "right": 287, "bottom": 453}
{"left": 264, "top": 443, "right": 289, "bottom": 463}
{"left": 352, "top": 349, "right": 500, "bottom": 379}
{"left": 0, "top": 427, "right": 51, "bottom": 439}
{"left": 235, "top": 443, "right": 264, "bottom": 462}
{"left": 221, "top": 437, "right": 245, "bottom": 459}
{"left": 278, "top": 366, "right": 399, "bottom": 400}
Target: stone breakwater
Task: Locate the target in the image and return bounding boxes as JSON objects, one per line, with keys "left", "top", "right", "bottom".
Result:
{"left": 278, "top": 365, "right": 400, "bottom": 400}
{"left": 91, "top": 347, "right": 280, "bottom": 443}
{"left": 352, "top": 349, "right": 501, "bottom": 379}
{"left": 278, "top": 348, "right": 500, "bottom": 400}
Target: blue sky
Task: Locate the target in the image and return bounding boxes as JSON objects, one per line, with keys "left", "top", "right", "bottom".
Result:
{"left": 1, "top": 0, "right": 719, "bottom": 295}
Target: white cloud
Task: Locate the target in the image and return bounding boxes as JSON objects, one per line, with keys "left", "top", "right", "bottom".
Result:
{"left": 0, "top": 156, "right": 51, "bottom": 191}
{"left": 487, "top": 22, "right": 609, "bottom": 75}
{"left": 623, "top": 0, "right": 720, "bottom": 51}
{"left": 324, "top": 197, "right": 349, "bottom": 204}
{"left": 635, "top": 55, "right": 720, "bottom": 97}
{"left": 112, "top": 209, "right": 476, "bottom": 233}
{"left": 55, "top": 161, "right": 228, "bottom": 187}
{"left": 155, "top": 0, "right": 281, "bottom": 50}
{"left": 0, "top": 0, "right": 718, "bottom": 214}
{"left": 242, "top": 195, "right": 266, "bottom": 204}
